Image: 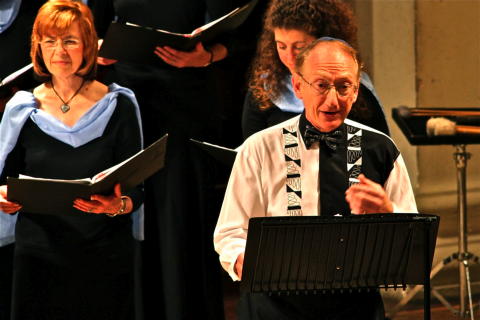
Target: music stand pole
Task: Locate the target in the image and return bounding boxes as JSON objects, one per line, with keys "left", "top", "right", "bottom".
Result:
{"left": 454, "top": 144, "right": 474, "bottom": 319}
{"left": 424, "top": 223, "right": 432, "bottom": 320}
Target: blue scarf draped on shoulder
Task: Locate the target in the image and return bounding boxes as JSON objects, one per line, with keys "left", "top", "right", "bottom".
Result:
{"left": 0, "top": 83, "right": 144, "bottom": 246}
{"left": 0, "top": 0, "right": 21, "bottom": 34}
{"left": 270, "top": 74, "right": 304, "bottom": 113}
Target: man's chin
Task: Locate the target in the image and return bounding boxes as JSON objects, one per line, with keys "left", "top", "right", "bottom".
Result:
{"left": 318, "top": 116, "right": 343, "bottom": 132}
{"left": 306, "top": 112, "right": 344, "bottom": 132}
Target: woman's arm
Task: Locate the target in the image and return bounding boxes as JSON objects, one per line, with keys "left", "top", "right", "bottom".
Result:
{"left": 73, "top": 94, "right": 144, "bottom": 215}
{"left": 0, "top": 142, "right": 24, "bottom": 213}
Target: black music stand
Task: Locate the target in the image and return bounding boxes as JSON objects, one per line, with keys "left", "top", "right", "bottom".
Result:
{"left": 241, "top": 214, "right": 439, "bottom": 320}
{"left": 393, "top": 106, "right": 480, "bottom": 318}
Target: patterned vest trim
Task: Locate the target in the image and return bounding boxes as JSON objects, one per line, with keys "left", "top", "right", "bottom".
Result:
{"left": 283, "top": 125, "right": 302, "bottom": 216}
{"left": 283, "top": 123, "right": 363, "bottom": 215}
{"left": 347, "top": 124, "right": 363, "bottom": 186}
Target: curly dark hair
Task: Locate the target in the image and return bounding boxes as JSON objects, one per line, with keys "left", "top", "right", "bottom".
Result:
{"left": 249, "top": 0, "right": 359, "bottom": 110}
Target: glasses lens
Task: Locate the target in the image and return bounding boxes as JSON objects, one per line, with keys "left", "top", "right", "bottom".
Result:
{"left": 41, "top": 38, "right": 80, "bottom": 49}
{"left": 311, "top": 81, "right": 331, "bottom": 95}
{"left": 41, "top": 39, "right": 56, "bottom": 48}
{"left": 63, "top": 39, "right": 80, "bottom": 49}
{"left": 336, "top": 83, "right": 354, "bottom": 96}
{"left": 300, "top": 73, "right": 356, "bottom": 97}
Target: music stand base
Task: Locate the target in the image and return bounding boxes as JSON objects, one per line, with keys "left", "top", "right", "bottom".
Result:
{"left": 388, "top": 251, "right": 480, "bottom": 319}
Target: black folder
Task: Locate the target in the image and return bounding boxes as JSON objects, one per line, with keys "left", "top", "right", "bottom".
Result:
{"left": 7, "top": 134, "right": 168, "bottom": 215}
{"left": 0, "top": 64, "right": 39, "bottom": 100}
{"left": 98, "top": 0, "right": 258, "bottom": 65}
{"left": 190, "top": 139, "right": 237, "bottom": 168}
{"left": 241, "top": 214, "right": 439, "bottom": 298}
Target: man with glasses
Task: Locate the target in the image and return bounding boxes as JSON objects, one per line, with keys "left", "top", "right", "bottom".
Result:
{"left": 214, "top": 38, "right": 417, "bottom": 320}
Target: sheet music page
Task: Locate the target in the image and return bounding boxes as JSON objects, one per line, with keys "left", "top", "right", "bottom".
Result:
{"left": 0, "top": 63, "right": 33, "bottom": 86}
{"left": 17, "top": 174, "right": 92, "bottom": 185}
{"left": 192, "top": 7, "right": 241, "bottom": 35}
{"left": 126, "top": 6, "right": 242, "bottom": 38}
{"left": 90, "top": 146, "right": 144, "bottom": 183}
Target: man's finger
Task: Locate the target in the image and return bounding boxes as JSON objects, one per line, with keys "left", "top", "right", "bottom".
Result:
{"left": 347, "top": 184, "right": 380, "bottom": 199}
{"left": 357, "top": 174, "right": 378, "bottom": 187}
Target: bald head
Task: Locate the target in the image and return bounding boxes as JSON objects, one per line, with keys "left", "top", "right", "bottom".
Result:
{"left": 295, "top": 38, "right": 361, "bottom": 80}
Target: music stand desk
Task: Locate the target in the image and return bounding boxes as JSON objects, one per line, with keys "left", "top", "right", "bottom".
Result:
{"left": 241, "top": 214, "right": 439, "bottom": 320}
{"left": 392, "top": 107, "right": 480, "bottom": 146}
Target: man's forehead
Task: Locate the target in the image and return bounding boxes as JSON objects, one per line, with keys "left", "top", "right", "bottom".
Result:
{"left": 303, "top": 44, "right": 358, "bottom": 75}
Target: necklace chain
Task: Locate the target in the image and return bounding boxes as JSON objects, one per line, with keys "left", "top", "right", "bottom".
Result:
{"left": 51, "top": 79, "right": 85, "bottom": 113}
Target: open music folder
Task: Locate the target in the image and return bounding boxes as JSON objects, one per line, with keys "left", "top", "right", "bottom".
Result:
{"left": 189, "top": 138, "right": 237, "bottom": 168}
{"left": 7, "top": 134, "right": 168, "bottom": 215}
{"left": 98, "top": 0, "right": 258, "bottom": 65}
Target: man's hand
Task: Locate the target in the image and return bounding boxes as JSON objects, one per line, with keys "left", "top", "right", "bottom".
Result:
{"left": 345, "top": 174, "right": 393, "bottom": 214}
{"left": 0, "top": 185, "right": 22, "bottom": 214}
{"left": 235, "top": 252, "right": 245, "bottom": 280}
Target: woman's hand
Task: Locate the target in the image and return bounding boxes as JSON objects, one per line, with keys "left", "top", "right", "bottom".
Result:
{"left": 154, "top": 42, "right": 213, "bottom": 68}
{"left": 0, "top": 185, "right": 22, "bottom": 214}
{"left": 73, "top": 183, "right": 132, "bottom": 216}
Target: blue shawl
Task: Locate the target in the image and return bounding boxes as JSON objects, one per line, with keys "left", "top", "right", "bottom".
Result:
{"left": 0, "top": 83, "right": 145, "bottom": 245}
{"left": 0, "top": 0, "right": 21, "bottom": 34}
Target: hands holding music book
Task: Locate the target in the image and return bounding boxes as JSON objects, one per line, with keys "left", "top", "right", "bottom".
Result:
{"left": 7, "top": 134, "right": 168, "bottom": 215}
{"left": 98, "top": 0, "right": 258, "bottom": 65}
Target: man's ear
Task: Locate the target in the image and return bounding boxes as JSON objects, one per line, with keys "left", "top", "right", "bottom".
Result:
{"left": 292, "top": 72, "right": 303, "bottom": 99}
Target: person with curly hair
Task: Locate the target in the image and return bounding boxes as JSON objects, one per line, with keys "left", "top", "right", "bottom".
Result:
{"left": 242, "top": 0, "right": 390, "bottom": 140}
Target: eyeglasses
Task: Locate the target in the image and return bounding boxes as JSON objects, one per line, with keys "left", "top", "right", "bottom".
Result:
{"left": 40, "top": 38, "right": 81, "bottom": 50}
{"left": 297, "top": 72, "right": 357, "bottom": 97}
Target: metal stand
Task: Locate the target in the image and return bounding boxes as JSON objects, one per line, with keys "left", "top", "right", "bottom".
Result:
{"left": 389, "top": 144, "right": 479, "bottom": 319}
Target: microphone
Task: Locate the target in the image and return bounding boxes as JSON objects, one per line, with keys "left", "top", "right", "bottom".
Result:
{"left": 426, "top": 117, "right": 480, "bottom": 136}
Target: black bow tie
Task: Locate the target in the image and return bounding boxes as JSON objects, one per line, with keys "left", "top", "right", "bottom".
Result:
{"left": 304, "top": 125, "right": 343, "bottom": 150}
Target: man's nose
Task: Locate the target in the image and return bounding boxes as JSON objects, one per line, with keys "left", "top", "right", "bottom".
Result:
{"left": 323, "top": 87, "right": 341, "bottom": 109}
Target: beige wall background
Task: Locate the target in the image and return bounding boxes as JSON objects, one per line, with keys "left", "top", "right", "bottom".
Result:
{"left": 352, "top": 0, "right": 480, "bottom": 214}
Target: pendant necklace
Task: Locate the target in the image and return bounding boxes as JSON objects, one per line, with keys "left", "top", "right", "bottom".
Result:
{"left": 51, "top": 79, "right": 85, "bottom": 113}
